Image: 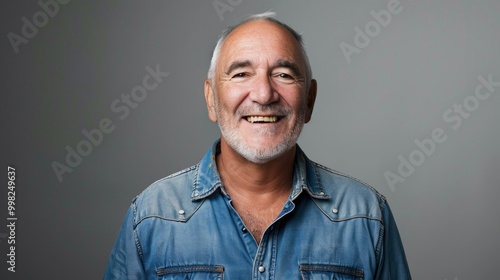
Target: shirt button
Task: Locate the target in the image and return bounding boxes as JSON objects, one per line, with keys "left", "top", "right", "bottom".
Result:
{"left": 241, "top": 227, "right": 248, "bottom": 233}
{"left": 258, "top": 266, "right": 265, "bottom": 273}
{"left": 332, "top": 208, "right": 339, "bottom": 214}
{"left": 178, "top": 210, "right": 185, "bottom": 215}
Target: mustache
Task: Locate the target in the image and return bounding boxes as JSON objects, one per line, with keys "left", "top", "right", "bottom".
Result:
{"left": 236, "top": 104, "right": 292, "bottom": 117}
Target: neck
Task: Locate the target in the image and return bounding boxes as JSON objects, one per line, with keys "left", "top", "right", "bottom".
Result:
{"left": 216, "top": 138, "right": 296, "bottom": 199}
{"left": 216, "top": 138, "right": 296, "bottom": 244}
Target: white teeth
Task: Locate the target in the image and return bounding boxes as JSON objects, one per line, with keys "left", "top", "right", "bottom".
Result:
{"left": 246, "top": 116, "right": 278, "bottom": 123}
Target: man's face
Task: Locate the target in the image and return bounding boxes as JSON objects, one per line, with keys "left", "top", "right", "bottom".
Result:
{"left": 205, "top": 20, "right": 316, "bottom": 163}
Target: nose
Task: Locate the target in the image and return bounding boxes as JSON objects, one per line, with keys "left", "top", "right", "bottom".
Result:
{"left": 249, "top": 74, "right": 279, "bottom": 105}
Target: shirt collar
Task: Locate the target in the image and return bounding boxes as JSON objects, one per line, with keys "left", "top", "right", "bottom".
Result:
{"left": 192, "top": 139, "right": 329, "bottom": 201}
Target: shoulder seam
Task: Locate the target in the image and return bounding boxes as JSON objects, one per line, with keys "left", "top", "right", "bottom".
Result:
{"left": 159, "top": 164, "right": 198, "bottom": 181}
{"left": 311, "top": 161, "right": 387, "bottom": 204}
{"left": 135, "top": 164, "right": 199, "bottom": 198}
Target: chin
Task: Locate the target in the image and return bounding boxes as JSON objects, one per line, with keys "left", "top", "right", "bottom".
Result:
{"left": 219, "top": 117, "right": 305, "bottom": 164}
{"left": 232, "top": 138, "right": 296, "bottom": 164}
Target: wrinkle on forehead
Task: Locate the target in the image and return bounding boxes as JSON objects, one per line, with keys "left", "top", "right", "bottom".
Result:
{"left": 216, "top": 20, "right": 307, "bottom": 79}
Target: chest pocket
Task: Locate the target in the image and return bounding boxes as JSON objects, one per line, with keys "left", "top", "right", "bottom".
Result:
{"left": 156, "top": 265, "right": 224, "bottom": 280}
{"left": 299, "top": 264, "right": 364, "bottom": 280}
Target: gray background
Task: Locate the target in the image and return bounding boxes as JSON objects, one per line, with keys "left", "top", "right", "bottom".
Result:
{"left": 1, "top": 0, "right": 499, "bottom": 279}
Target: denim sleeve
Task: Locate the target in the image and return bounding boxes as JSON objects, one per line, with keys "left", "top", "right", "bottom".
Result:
{"left": 375, "top": 202, "right": 412, "bottom": 279}
{"left": 103, "top": 201, "right": 146, "bottom": 280}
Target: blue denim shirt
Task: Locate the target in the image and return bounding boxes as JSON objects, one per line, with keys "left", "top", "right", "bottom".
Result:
{"left": 104, "top": 140, "right": 411, "bottom": 279}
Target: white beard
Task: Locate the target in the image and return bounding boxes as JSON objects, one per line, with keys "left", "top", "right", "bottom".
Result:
{"left": 214, "top": 97, "right": 307, "bottom": 164}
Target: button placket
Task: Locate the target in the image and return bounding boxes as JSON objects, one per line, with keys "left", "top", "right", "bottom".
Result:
{"left": 252, "top": 222, "right": 280, "bottom": 279}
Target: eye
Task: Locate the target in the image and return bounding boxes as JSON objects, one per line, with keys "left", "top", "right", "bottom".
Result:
{"left": 273, "top": 72, "right": 295, "bottom": 83}
{"left": 278, "top": 73, "right": 293, "bottom": 79}
{"left": 232, "top": 72, "right": 247, "bottom": 78}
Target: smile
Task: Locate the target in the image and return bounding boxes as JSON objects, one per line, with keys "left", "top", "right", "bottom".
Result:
{"left": 245, "top": 116, "right": 281, "bottom": 123}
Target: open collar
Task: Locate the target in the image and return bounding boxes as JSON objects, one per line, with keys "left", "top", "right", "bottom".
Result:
{"left": 191, "top": 139, "right": 329, "bottom": 201}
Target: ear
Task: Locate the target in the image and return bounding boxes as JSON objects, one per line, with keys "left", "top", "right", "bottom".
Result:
{"left": 204, "top": 79, "right": 218, "bottom": 122}
{"left": 304, "top": 79, "right": 317, "bottom": 123}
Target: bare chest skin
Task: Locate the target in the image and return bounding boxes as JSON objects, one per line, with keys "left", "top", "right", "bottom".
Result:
{"left": 230, "top": 193, "right": 289, "bottom": 244}
{"left": 215, "top": 140, "right": 295, "bottom": 245}
{"left": 218, "top": 160, "right": 291, "bottom": 244}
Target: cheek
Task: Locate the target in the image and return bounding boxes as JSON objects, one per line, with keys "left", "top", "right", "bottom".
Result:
{"left": 215, "top": 96, "right": 240, "bottom": 118}
{"left": 217, "top": 87, "right": 248, "bottom": 111}
{"left": 280, "top": 90, "right": 307, "bottom": 110}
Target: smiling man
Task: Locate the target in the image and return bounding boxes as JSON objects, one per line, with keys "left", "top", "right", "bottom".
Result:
{"left": 104, "top": 12, "right": 411, "bottom": 279}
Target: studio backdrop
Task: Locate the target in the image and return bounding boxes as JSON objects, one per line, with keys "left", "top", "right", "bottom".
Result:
{"left": 2, "top": 1, "right": 499, "bottom": 279}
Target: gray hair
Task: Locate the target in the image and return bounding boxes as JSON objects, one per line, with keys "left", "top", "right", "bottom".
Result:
{"left": 207, "top": 12, "right": 312, "bottom": 85}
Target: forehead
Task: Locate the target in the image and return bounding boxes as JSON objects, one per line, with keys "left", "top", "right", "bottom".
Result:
{"left": 218, "top": 20, "right": 305, "bottom": 68}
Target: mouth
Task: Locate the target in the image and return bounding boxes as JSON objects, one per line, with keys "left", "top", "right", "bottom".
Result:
{"left": 244, "top": 116, "right": 282, "bottom": 123}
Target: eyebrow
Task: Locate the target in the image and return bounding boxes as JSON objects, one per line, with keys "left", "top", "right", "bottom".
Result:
{"left": 274, "top": 60, "right": 302, "bottom": 77}
{"left": 224, "top": 60, "right": 251, "bottom": 75}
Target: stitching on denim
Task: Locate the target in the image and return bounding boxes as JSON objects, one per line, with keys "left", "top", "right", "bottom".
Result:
{"left": 132, "top": 200, "right": 145, "bottom": 263}
{"left": 253, "top": 233, "right": 269, "bottom": 279}
{"left": 192, "top": 162, "right": 200, "bottom": 198}
{"left": 313, "top": 162, "right": 324, "bottom": 192}
{"left": 157, "top": 265, "right": 224, "bottom": 276}
{"left": 269, "top": 227, "right": 279, "bottom": 279}
{"left": 135, "top": 198, "right": 206, "bottom": 225}
{"left": 290, "top": 153, "right": 306, "bottom": 200}
{"left": 132, "top": 197, "right": 139, "bottom": 228}
{"left": 299, "top": 264, "right": 364, "bottom": 278}
{"left": 194, "top": 182, "right": 221, "bottom": 200}
{"left": 192, "top": 150, "right": 223, "bottom": 201}
{"left": 311, "top": 161, "right": 387, "bottom": 205}
{"left": 293, "top": 149, "right": 327, "bottom": 199}
{"left": 374, "top": 200, "right": 387, "bottom": 269}
{"left": 149, "top": 165, "right": 197, "bottom": 185}
{"left": 309, "top": 195, "right": 383, "bottom": 223}
{"left": 134, "top": 164, "right": 197, "bottom": 202}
